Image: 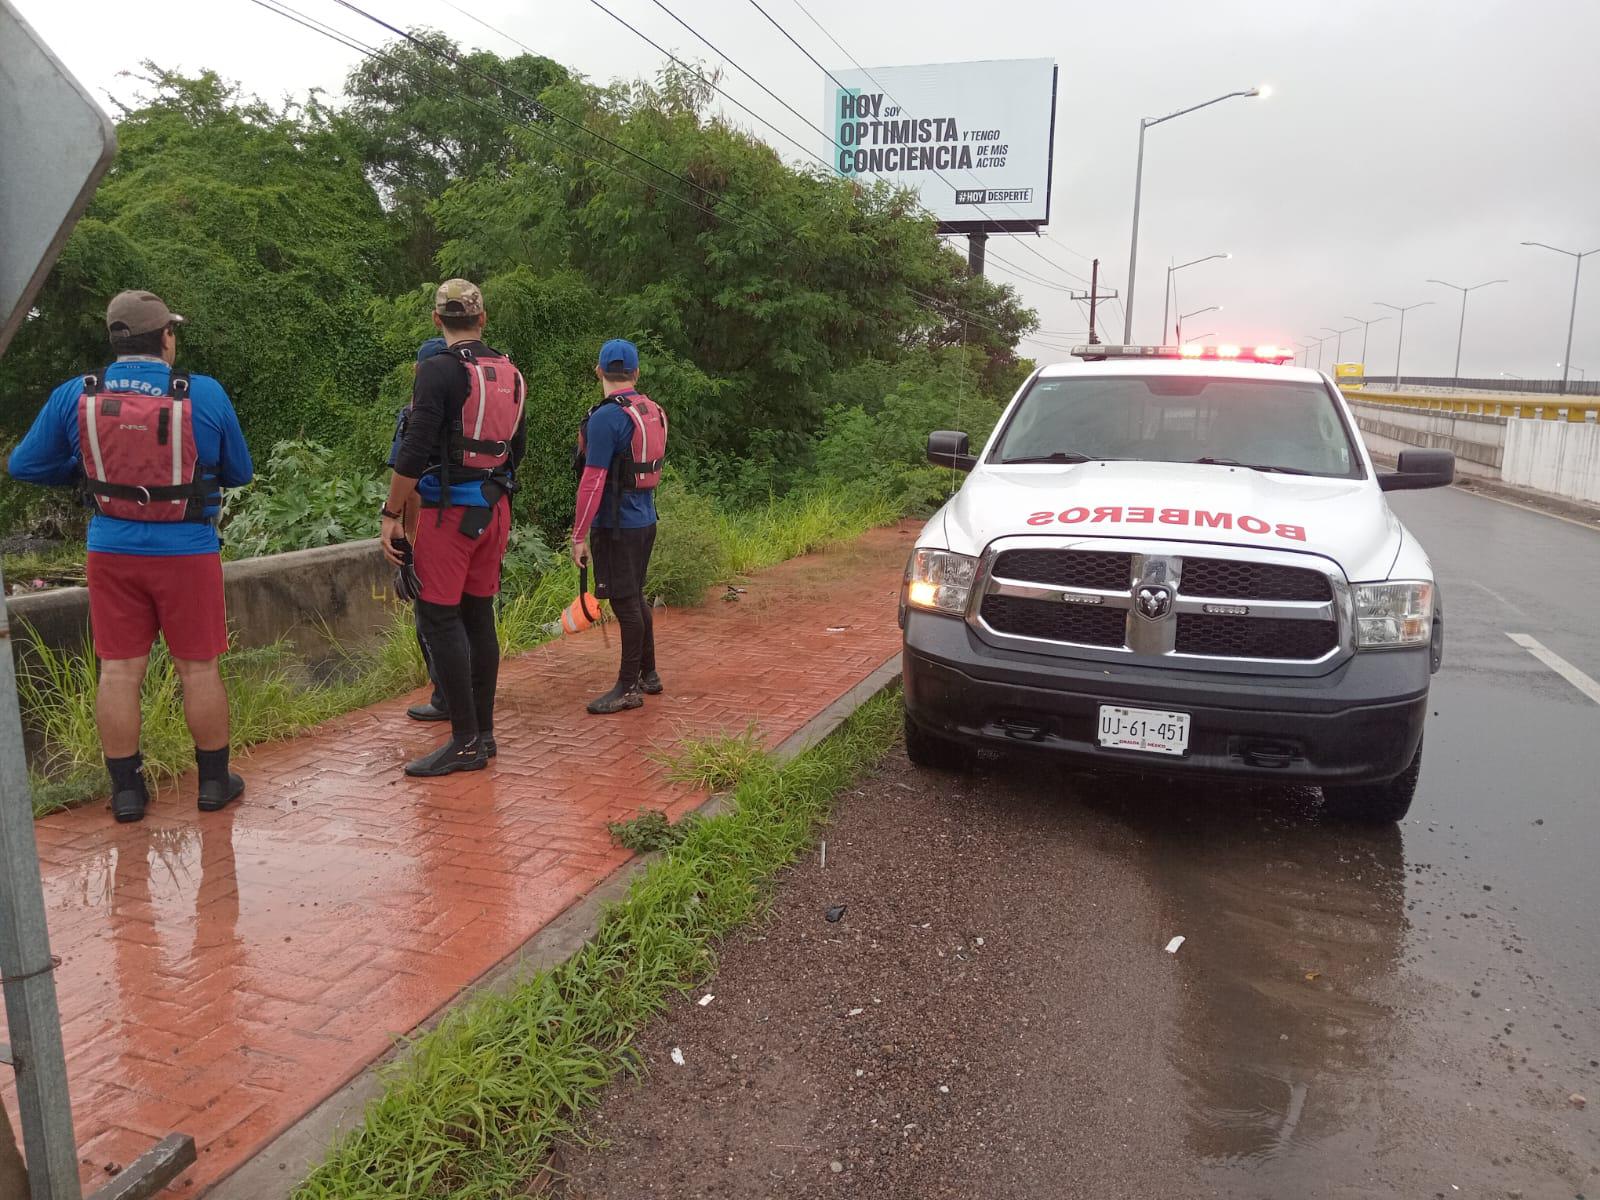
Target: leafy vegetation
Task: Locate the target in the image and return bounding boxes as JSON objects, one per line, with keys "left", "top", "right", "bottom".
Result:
{"left": 294, "top": 690, "right": 899, "bottom": 1199}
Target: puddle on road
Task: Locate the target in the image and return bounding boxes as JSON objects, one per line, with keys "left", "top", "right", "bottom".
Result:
{"left": 1001, "top": 768, "right": 1600, "bottom": 1199}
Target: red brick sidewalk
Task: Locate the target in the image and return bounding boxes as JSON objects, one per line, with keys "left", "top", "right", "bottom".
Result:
{"left": 1, "top": 524, "right": 912, "bottom": 1195}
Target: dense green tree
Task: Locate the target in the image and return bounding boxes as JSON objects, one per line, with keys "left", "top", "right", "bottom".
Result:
{"left": 339, "top": 32, "right": 568, "bottom": 279}
{"left": 0, "top": 68, "right": 402, "bottom": 461}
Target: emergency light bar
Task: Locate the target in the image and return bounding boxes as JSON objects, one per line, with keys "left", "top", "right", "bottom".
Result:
{"left": 1071, "top": 344, "right": 1296, "bottom": 364}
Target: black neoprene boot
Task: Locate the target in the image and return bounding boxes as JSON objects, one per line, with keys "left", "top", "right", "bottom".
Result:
{"left": 107, "top": 753, "right": 148, "bottom": 823}
{"left": 406, "top": 700, "right": 450, "bottom": 722}
{"left": 405, "top": 737, "right": 488, "bottom": 777}
{"left": 587, "top": 684, "right": 644, "bottom": 715}
{"left": 638, "top": 670, "right": 663, "bottom": 695}
{"left": 196, "top": 747, "right": 244, "bottom": 812}
{"left": 197, "top": 773, "right": 246, "bottom": 812}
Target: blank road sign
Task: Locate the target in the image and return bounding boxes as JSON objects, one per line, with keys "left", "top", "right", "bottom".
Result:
{"left": 0, "top": 0, "right": 117, "bottom": 357}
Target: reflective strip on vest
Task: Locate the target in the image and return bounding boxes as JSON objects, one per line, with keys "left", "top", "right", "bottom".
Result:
{"left": 472, "top": 365, "right": 489, "bottom": 442}
{"left": 170, "top": 398, "right": 185, "bottom": 510}
{"left": 84, "top": 390, "right": 108, "bottom": 484}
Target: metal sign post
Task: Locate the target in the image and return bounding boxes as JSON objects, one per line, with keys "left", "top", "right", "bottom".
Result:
{"left": 2, "top": 4, "right": 195, "bottom": 1196}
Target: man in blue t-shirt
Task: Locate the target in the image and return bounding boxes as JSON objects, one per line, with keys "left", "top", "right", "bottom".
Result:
{"left": 8, "top": 290, "right": 253, "bottom": 822}
{"left": 572, "top": 338, "right": 663, "bottom": 714}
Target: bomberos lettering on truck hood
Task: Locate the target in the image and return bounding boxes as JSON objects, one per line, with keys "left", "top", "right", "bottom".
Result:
{"left": 932, "top": 458, "right": 1405, "bottom": 584}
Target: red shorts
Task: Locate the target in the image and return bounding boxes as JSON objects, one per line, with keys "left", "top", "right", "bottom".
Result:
{"left": 86, "top": 552, "right": 229, "bottom": 661}
{"left": 414, "top": 499, "right": 510, "bottom": 606}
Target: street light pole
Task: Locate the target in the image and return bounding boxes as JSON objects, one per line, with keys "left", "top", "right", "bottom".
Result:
{"left": 1163, "top": 252, "right": 1229, "bottom": 344}
{"left": 1558, "top": 362, "right": 1587, "bottom": 380}
{"left": 1303, "top": 332, "right": 1335, "bottom": 370}
{"left": 1322, "top": 325, "right": 1359, "bottom": 365}
{"left": 1122, "top": 86, "right": 1267, "bottom": 342}
{"left": 1427, "top": 277, "right": 1508, "bottom": 381}
{"left": 1344, "top": 314, "right": 1392, "bottom": 367}
{"left": 1375, "top": 300, "right": 1435, "bottom": 390}
{"left": 1521, "top": 241, "right": 1600, "bottom": 395}
{"left": 1176, "top": 304, "right": 1219, "bottom": 347}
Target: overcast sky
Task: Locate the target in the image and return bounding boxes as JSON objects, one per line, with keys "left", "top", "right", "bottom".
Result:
{"left": 16, "top": 0, "right": 1600, "bottom": 381}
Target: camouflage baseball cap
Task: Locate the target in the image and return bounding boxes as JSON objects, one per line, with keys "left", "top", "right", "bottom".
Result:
{"left": 434, "top": 278, "right": 484, "bottom": 317}
{"left": 106, "top": 290, "right": 184, "bottom": 337}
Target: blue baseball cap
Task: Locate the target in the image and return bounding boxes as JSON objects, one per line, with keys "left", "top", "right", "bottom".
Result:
{"left": 597, "top": 338, "right": 639, "bottom": 373}
{"left": 416, "top": 336, "right": 448, "bottom": 363}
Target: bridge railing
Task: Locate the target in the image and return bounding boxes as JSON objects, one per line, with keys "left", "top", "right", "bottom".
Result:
{"left": 1341, "top": 388, "right": 1600, "bottom": 424}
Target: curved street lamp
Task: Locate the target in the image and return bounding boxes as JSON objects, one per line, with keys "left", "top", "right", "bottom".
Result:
{"left": 1521, "top": 240, "right": 1600, "bottom": 395}
{"left": 1123, "top": 87, "right": 1268, "bottom": 341}
{"left": 1427, "top": 277, "right": 1508, "bottom": 380}
{"left": 1163, "top": 253, "right": 1229, "bottom": 344}
{"left": 1344, "top": 313, "right": 1392, "bottom": 366}
{"left": 1321, "top": 325, "right": 1359, "bottom": 365}
{"left": 1375, "top": 300, "right": 1436, "bottom": 389}
{"left": 1176, "top": 304, "right": 1220, "bottom": 346}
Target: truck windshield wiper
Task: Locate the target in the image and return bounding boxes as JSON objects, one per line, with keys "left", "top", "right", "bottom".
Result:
{"left": 1190, "top": 456, "right": 1313, "bottom": 476}
{"left": 1002, "top": 452, "right": 1114, "bottom": 465}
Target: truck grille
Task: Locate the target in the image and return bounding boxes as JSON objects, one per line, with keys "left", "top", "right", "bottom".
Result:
{"left": 991, "top": 549, "right": 1132, "bottom": 590}
{"left": 1180, "top": 558, "right": 1332, "bottom": 602}
{"left": 979, "top": 595, "right": 1127, "bottom": 647}
{"left": 975, "top": 541, "right": 1346, "bottom": 666}
{"left": 1175, "top": 614, "right": 1339, "bottom": 659}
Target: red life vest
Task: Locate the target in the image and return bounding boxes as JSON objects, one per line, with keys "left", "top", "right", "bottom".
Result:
{"left": 448, "top": 347, "right": 525, "bottom": 476}
{"left": 76, "top": 368, "right": 210, "bottom": 523}
{"left": 577, "top": 391, "right": 668, "bottom": 492}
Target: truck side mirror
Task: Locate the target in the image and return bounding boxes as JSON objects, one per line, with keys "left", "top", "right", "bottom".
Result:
{"left": 927, "top": 430, "right": 976, "bottom": 472}
{"left": 1378, "top": 448, "right": 1455, "bottom": 492}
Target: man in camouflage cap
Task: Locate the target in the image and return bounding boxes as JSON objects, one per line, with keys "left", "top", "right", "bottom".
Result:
{"left": 380, "top": 279, "right": 528, "bottom": 777}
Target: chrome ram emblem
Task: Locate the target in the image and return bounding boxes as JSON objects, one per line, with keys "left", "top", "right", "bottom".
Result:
{"left": 1135, "top": 584, "right": 1173, "bottom": 620}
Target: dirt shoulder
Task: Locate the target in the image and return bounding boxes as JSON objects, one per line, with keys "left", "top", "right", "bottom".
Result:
{"left": 554, "top": 745, "right": 1192, "bottom": 1200}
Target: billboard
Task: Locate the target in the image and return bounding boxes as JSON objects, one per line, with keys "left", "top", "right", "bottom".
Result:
{"left": 826, "top": 58, "right": 1057, "bottom": 233}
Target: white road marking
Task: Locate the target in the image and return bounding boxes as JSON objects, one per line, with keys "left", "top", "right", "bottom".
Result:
{"left": 1468, "top": 580, "right": 1528, "bottom": 618}
{"left": 1507, "top": 633, "right": 1600, "bottom": 705}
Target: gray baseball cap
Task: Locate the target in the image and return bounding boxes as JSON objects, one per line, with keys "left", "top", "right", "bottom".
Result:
{"left": 106, "top": 290, "right": 184, "bottom": 337}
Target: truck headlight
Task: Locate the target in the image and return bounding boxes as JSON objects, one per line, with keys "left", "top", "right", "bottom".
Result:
{"left": 1354, "top": 581, "right": 1434, "bottom": 648}
{"left": 906, "top": 548, "right": 978, "bottom": 616}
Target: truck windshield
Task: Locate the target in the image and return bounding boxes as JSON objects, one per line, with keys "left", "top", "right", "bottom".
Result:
{"left": 991, "top": 375, "right": 1362, "bottom": 479}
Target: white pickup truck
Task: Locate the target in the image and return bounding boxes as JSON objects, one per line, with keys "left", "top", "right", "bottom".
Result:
{"left": 899, "top": 344, "right": 1453, "bottom": 823}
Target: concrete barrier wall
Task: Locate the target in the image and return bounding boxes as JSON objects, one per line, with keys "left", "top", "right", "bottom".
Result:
{"left": 7, "top": 538, "right": 405, "bottom": 660}
{"left": 1503, "top": 418, "right": 1600, "bottom": 504}
{"left": 1349, "top": 401, "right": 1503, "bottom": 480}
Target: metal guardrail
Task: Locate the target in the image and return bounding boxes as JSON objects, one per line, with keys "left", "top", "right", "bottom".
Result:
{"left": 1342, "top": 387, "right": 1600, "bottom": 423}
{"left": 1350, "top": 375, "right": 1600, "bottom": 398}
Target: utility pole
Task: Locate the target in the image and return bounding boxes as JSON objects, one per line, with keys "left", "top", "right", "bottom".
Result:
{"left": 967, "top": 231, "right": 988, "bottom": 276}
{"left": 1069, "top": 259, "right": 1118, "bottom": 345}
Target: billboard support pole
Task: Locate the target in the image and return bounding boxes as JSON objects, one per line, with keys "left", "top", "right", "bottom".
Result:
{"left": 967, "top": 232, "right": 988, "bottom": 276}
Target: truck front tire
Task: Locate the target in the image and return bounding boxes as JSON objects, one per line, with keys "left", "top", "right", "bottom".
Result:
{"left": 1321, "top": 740, "right": 1422, "bottom": 824}
{"left": 903, "top": 711, "right": 969, "bottom": 771}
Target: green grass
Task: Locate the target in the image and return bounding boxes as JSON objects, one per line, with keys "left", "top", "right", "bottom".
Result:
{"left": 19, "top": 617, "right": 429, "bottom": 819}
{"left": 647, "top": 482, "right": 899, "bottom": 607}
{"left": 654, "top": 722, "right": 768, "bottom": 793}
{"left": 2, "top": 541, "right": 87, "bottom": 590}
{"left": 293, "top": 690, "right": 899, "bottom": 1199}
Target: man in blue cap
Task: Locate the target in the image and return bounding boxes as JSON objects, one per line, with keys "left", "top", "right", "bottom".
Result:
{"left": 572, "top": 338, "right": 669, "bottom": 714}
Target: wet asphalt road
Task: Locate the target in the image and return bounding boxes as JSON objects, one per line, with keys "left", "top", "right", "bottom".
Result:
{"left": 564, "top": 484, "right": 1597, "bottom": 1200}
{"left": 1067, "top": 484, "right": 1600, "bottom": 1198}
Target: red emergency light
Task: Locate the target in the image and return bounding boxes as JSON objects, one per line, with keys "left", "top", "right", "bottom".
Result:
{"left": 1072, "top": 344, "right": 1296, "bottom": 364}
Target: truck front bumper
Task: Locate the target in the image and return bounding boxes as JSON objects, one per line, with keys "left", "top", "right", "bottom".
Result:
{"left": 902, "top": 611, "right": 1429, "bottom": 785}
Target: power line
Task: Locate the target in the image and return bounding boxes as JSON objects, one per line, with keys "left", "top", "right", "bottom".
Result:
{"left": 246, "top": 0, "right": 1018, "bottom": 339}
